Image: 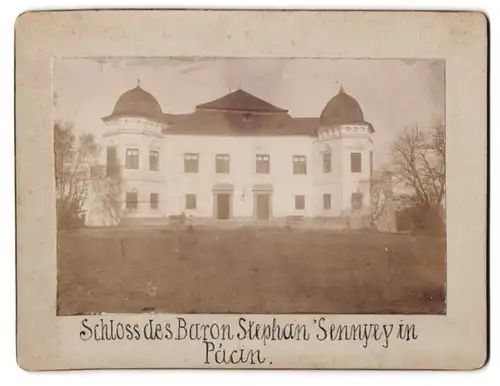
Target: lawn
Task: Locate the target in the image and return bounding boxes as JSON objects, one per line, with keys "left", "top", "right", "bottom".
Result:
{"left": 57, "top": 226, "right": 446, "bottom": 315}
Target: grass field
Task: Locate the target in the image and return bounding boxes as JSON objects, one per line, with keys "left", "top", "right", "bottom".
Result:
{"left": 57, "top": 226, "right": 446, "bottom": 315}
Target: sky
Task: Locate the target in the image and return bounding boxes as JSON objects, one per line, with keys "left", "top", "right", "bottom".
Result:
{"left": 54, "top": 57, "right": 445, "bottom": 168}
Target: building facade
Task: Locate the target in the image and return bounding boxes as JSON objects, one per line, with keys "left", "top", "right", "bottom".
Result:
{"left": 85, "top": 83, "right": 374, "bottom": 226}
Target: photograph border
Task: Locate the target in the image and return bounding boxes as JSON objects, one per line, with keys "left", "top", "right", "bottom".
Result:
{"left": 53, "top": 55, "right": 447, "bottom": 317}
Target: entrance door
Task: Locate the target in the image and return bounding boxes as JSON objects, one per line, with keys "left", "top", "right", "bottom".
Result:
{"left": 216, "top": 193, "right": 231, "bottom": 220}
{"left": 256, "top": 194, "right": 271, "bottom": 220}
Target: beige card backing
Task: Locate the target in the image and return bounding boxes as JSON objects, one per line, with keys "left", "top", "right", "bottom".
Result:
{"left": 15, "top": 10, "right": 488, "bottom": 370}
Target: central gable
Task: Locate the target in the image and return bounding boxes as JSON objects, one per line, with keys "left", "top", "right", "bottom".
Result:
{"left": 195, "top": 89, "right": 288, "bottom": 113}
{"left": 162, "top": 88, "right": 318, "bottom": 136}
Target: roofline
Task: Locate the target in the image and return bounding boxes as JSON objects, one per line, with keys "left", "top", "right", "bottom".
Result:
{"left": 195, "top": 89, "right": 289, "bottom": 113}
{"left": 161, "top": 132, "right": 317, "bottom": 138}
{"left": 194, "top": 107, "right": 289, "bottom": 114}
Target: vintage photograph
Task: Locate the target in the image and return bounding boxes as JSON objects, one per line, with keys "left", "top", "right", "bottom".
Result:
{"left": 54, "top": 57, "right": 446, "bottom": 316}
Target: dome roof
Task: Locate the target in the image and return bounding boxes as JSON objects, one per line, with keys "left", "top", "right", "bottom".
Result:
{"left": 110, "top": 85, "right": 163, "bottom": 120}
{"left": 320, "top": 86, "right": 365, "bottom": 125}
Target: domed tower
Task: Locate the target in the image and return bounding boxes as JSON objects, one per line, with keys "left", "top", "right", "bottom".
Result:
{"left": 98, "top": 82, "right": 168, "bottom": 222}
{"left": 312, "top": 86, "right": 374, "bottom": 217}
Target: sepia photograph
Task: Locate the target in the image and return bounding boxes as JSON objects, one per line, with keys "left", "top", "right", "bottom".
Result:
{"left": 16, "top": 9, "right": 488, "bottom": 371}
{"left": 54, "top": 57, "right": 446, "bottom": 316}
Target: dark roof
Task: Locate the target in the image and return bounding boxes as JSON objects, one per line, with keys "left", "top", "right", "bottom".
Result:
{"left": 195, "top": 89, "right": 288, "bottom": 113}
{"left": 320, "top": 86, "right": 366, "bottom": 126}
{"left": 102, "top": 85, "right": 164, "bottom": 122}
{"left": 102, "top": 86, "right": 372, "bottom": 136}
{"left": 162, "top": 113, "right": 191, "bottom": 125}
{"left": 163, "top": 111, "right": 318, "bottom": 136}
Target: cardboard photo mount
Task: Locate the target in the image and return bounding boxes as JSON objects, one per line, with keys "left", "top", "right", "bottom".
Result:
{"left": 15, "top": 10, "right": 488, "bottom": 370}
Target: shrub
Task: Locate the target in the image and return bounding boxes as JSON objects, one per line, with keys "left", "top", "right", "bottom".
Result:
{"left": 396, "top": 205, "right": 445, "bottom": 236}
{"left": 56, "top": 199, "right": 85, "bottom": 230}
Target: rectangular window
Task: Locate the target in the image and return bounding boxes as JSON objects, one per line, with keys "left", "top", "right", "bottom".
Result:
{"left": 149, "top": 150, "right": 160, "bottom": 171}
{"left": 125, "top": 148, "right": 139, "bottom": 169}
{"left": 215, "top": 154, "right": 230, "bottom": 174}
{"left": 125, "top": 148, "right": 139, "bottom": 170}
{"left": 125, "top": 192, "right": 138, "bottom": 210}
{"left": 185, "top": 194, "right": 197, "bottom": 209}
{"left": 295, "top": 195, "right": 305, "bottom": 210}
{"left": 351, "top": 192, "right": 363, "bottom": 210}
{"left": 323, "top": 194, "right": 331, "bottom": 210}
{"left": 256, "top": 154, "right": 270, "bottom": 174}
{"left": 150, "top": 193, "right": 159, "bottom": 209}
{"left": 106, "top": 147, "right": 118, "bottom": 177}
{"left": 351, "top": 152, "right": 362, "bottom": 173}
{"left": 184, "top": 153, "right": 199, "bottom": 173}
{"left": 323, "top": 152, "right": 332, "bottom": 173}
{"left": 293, "top": 155, "right": 307, "bottom": 175}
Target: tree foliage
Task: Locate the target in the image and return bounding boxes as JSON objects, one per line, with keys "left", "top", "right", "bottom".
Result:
{"left": 54, "top": 121, "right": 100, "bottom": 229}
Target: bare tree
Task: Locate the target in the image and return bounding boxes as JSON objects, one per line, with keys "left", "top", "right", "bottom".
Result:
{"left": 390, "top": 123, "right": 446, "bottom": 209}
{"left": 54, "top": 121, "right": 100, "bottom": 228}
{"left": 87, "top": 164, "right": 123, "bottom": 226}
{"left": 387, "top": 123, "right": 446, "bottom": 235}
{"left": 368, "top": 169, "right": 395, "bottom": 229}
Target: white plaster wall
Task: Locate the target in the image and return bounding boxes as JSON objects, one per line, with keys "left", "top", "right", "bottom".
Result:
{"left": 89, "top": 119, "right": 374, "bottom": 223}
{"left": 162, "top": 135, "right": 314, "bottom": 218}
{"left": 339, "top": 130, "right": 373, "bottom": 210}
{"left": 311, "top": 137, "right": 343, "bottom": 216}
{"left": 99, "top": 119, "right": 167, "bottom": 218}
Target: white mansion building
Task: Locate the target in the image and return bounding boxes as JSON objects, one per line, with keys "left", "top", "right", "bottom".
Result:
{"left": 85, "top": 83, "right": 374, "bottom": 226}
